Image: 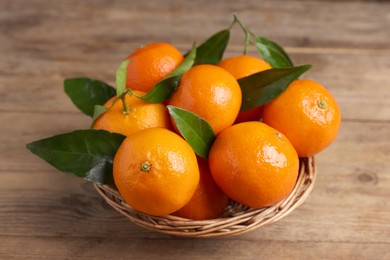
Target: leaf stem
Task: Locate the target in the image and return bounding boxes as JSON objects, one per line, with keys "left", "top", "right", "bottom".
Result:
{"left": 228, "top": 15, "right": 237, "bottom": 30}
{"left": 126, "top": 88, "right": 142, "bottom": 99}
{"left": 233, "top": 14, "right": 253, "bottom": 55}
{"left": 244, "top": 30, "right": 250, "bottom": 55}
{"left": 121, "top": 90, "right": 130, "bottom": 114}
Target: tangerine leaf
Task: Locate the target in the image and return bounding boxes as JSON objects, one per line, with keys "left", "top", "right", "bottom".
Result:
{"left": 239, "top": 65, "right": 312, "bottom": 112}
{"left": 170, "top": 43, "right": 197, "bottom": 76}
{"left": 139, "top": 44, "right": 196, "bottom": 103}
{"left": 64, "top": 78, "right": 115, "bottom": 117}
{"left": 193, "top": 29, "right": 230, "bottom": 65}
{"left": 116, "top": 59, "right": 130, "bottom": 96}
{"left": 254, "top": 36, "right": 294, "bottom": 68}
{"left": 92, "top": 105, "right": 108, "bottom": 122}
{"left": 26, "top": 130, "right": 126, "bottom": 184}
{"left": 167, "top": 106, "right": 215, "bottom": 158}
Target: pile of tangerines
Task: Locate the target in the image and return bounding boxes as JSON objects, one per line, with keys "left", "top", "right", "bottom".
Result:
{"left": 90, "top": 37, "right": 341, "bottom": 220}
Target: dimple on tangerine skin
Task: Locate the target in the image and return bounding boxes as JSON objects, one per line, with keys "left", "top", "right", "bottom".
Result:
{"left": 208, "top": 122, "right": 299, "bottom": 209}
{"left": 168, "top": 64, "right": 242, "bottom": 134}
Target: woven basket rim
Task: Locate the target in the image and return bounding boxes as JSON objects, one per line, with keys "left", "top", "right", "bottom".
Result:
{"left": 95, "top": 157, "right": 316, "bottom": 238}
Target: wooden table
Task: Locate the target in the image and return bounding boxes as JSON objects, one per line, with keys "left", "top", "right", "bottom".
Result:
{"left": 1, "top": 0, "right": 389, "bottom": 259}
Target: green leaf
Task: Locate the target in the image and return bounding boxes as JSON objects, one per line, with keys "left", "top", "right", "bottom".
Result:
{"left": 64, "top": 78, "right": 116, "bottom": 117}
{"left": 116, "top": 59, "right": 130, "bottom": 96}
{"left": 239, "top": 65, "right": 312, "bottom": 112}
{"left": 170, "top": 43, "right": 197, "bottom": 76}
{"left": 193, "top": 29, "right": 230, "bottom": 65}
{"left": 26, "top": 130, "right": 126, "bottom": 184}
{"left": 139, "top": 44, "right": 196, "bottom": 103}
{"left": 92, "top": 105, "right": 108, "bottom": 122}
{"left": 254, "top": 36, "right": 294, "bottom": 68}
{"left": 167, "top": 106, "right": 215, "bottom": 158}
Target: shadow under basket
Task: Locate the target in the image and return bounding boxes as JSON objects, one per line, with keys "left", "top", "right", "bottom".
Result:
{"left": 94, "top": 157, "right": 316, "bottom": 238}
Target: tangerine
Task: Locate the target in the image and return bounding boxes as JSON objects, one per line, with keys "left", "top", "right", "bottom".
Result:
{"left": 262, "top": 79, "right": 341, "bottom": 157}
{"left": 208, "top": 122, "right": 299, "bottom": 208}
{"left": 92, "top": 90, "right": 172, "bottom": 136}
{"left": 126, "top": 42, "right": 184, "bottom": 92}
{"left": 218, "top": 54, "right": 271, "bottom": 79}
{"left": 168, "top": 64, "right": 242, "bottom": 134}
{"left": 234, "top": 106, "right": 263, "bottom": 124}
{"left": 113, "top": 128, "right": 200, "bottom": 216}
{"left": 173, "top": 157, "right": 229, "bottom": 220}
{"left": 218, "top": 55, "right": 271, "bottom": 123}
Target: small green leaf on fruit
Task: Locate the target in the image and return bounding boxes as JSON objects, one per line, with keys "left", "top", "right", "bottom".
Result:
{"left": 167, "top": 106, "right": 215, "bottom": 158}
{"left": 26, "top": 130, "right": 126, "bottom": 184}
{"left": 139, "top": 44, "right": 196, "bottom": 103}
{"left": 116, "top": 59, "right": 130, "bottom": 96}
{"left": 64, "top": 78, "right": 116, "bottom": 117}
{"left": 239, "top": 64, "right": 312, "bottom": 112}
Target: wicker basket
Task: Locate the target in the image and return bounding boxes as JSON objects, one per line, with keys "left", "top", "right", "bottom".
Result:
{"left": 94, "top": 157, "right": 316, "bottom": 238}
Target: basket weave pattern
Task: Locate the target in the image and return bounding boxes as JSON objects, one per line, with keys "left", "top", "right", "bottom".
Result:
{"left": 95, "top": 157, "right": 316, "bottom": 238}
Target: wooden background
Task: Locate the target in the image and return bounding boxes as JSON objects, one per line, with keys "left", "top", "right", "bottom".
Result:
{"left": 1, "top": 0, "right": 389, "bottom": 259}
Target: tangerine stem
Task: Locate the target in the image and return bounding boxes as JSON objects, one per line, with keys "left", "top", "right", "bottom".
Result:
{"left": 120, "top": 90, "right": 130, "bottom": 114}
{"left": 244, "top": 30, "right": 250, "bottom": 55}
{"left": 141, "top": 161, "right": 152, "bottom": 172}
{"left": 126, "top": 88, "right": 143, "bottom": 99}
{"left": 229, "top": 14, "right": 238, "bottom": 30}
{"left": 317, "top": 100, "right": 326, "bottom": 109}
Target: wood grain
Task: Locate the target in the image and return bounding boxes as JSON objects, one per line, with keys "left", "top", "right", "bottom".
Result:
{"left": 0, "top": 236, "right": 389, "bottom": 260}
{"left": 1, "top": 0, "right": 389, "bottom": 259}
{"left": 2, "top": 50, "right": 389, "bottom": 122}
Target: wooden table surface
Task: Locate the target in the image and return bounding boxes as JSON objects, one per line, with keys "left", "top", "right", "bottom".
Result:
{"left": 1, "top": 0, "right": 389, "bottom": 259}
